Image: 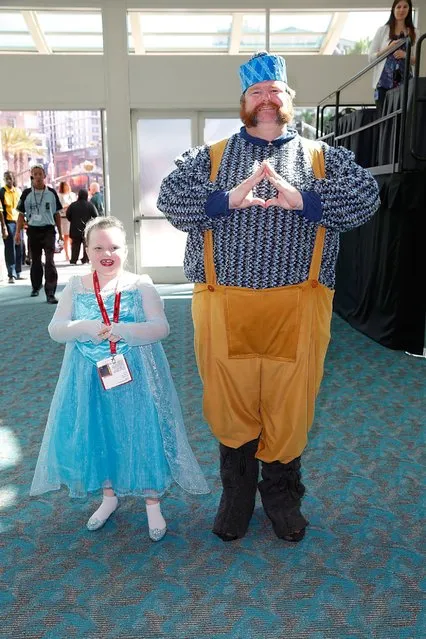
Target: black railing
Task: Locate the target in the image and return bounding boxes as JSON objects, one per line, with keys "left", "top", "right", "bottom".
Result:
{"left": 315, "top": 35, "right": 425, "bottom": 174}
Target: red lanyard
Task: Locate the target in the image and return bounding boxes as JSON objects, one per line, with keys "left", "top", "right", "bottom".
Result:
{"left": 93, "top": 271, "right": 121, "bottom": 355}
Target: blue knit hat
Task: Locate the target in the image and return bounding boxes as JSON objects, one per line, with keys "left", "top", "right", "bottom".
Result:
{"left": 239, "top": 51, "right": 287, "bottom": 93}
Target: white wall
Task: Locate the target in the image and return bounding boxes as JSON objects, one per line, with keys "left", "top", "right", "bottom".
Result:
{"left": 1, "top": 0, "right": 425, "bottom": 272}
{"left": 0, "top": 57, "right": 105, "bottom": 109}
{"left": 0, "top": 51, "right": 375, "bottom": 111}
{"left": 128, "top": 55, "right": 373, "bottom": 109}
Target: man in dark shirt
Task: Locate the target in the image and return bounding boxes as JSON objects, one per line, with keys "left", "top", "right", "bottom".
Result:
{"left": 66, "top": 189, "right": 98, "bottom": 264}
{"left": 15, "top": 165, "right": 62, "bottom": 304}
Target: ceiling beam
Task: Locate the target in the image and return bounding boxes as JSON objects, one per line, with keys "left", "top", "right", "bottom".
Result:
{"left": 129, "top": 12, "right": 145, "bottom": 54}
{"left": 229, "top": 12, "right": 243, "bottom": 55}
{"left": 320, "top": 12, "right": 349, "bottom": 55}
{"left": 21, "top": 10, "right": 52, "bottom": 55}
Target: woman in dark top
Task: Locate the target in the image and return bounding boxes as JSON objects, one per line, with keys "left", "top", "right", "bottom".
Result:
{"left": 368, "top": 0, "right": 417, "bottom": 112}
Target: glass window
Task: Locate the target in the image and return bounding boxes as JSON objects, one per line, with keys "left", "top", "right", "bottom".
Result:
{"left": 139, "top": 14, "right": 232, "bottom": 34}
{"left": 136, "top": 119, "right": 192, "bottom": 218}
{"left": 337, "top": 12, "right": 395, "bottom": 55}
{"left": 139, "top": 219, "right": 186, "bottom": 267}
{"left": 129, "top": 9, "right": 400, "bottom": 55}
{"left": 0, "top": 109, "right": 104, "bottom": 195}
{"left": 143, "top": 35, "right": 229, "bottom": 51}
{"left": 44, "top": 34, "right": 103, "bottom": 52}
{"left": 293, "top": 107, "right": 318, "bottom": 139}
{"left": 0, "top": 34, "right": 36, "bottom": 51}
{"left": 270, "top": 14, "right": 331, "bottom": 34}
{"left": 0, "top": 9, "right": 103, "bottom": 54}
{"left": 271, "top": 34, "right": 323, "bottom": 50}
{"left": 242, "top": 14, "right": 265, "bottom": 32}
{"left": 128, "top": 12, "right": 232, "bottom": 53}
{"left": 0, "top": 12, "right": 28, "bottom": 32}
{"left": 240, "top": 34, "right": 267, "bottom": 51}
{"left": 340, "top": 12, "right": 390, "bottom": 42}
{"left": 37, "top": 12, "right": 103, "bottom": 34}
{"left": 204, "top": 118, "right": 241, "bottom": 145}
{"left": 135, "top": 118, "right": 192, "bottom": 268}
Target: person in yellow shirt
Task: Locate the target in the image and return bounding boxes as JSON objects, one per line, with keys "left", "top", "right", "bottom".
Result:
{"left": 0, "top": 171, "right": 23, "bottom": 284}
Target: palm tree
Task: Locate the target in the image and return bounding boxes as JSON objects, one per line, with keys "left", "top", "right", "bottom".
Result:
{"left": 348, "top": 37, "right": 371, "bottom": 55}
{"left": 1, "top": 127, "right": 45, "bottom": 178}
{"left": 299, "top": 109, "right": 315, "bottom": 126}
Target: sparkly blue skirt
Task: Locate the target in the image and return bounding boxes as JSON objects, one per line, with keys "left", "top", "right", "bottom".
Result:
{"left": 30, "top": 340, "right": 209, "bottom": 499}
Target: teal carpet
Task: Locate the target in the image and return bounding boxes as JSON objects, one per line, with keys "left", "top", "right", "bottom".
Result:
{"left": 0, "top": 272, "right": 425, "bottom": 639}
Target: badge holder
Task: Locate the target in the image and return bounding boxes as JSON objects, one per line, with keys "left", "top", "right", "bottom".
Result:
{"left": 96, "top": 353, "right": 133, "bottom": 390}
{"left": 93, "top": 271, "right": 133, "bottom": 391}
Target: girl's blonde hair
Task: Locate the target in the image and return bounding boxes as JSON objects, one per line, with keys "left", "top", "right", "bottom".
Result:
{"left": 84, "top": 216, "right": 127, "bottom": 246}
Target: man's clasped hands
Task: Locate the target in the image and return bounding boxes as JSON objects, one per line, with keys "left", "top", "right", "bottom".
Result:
{"left": 228, "top": 160, "right": 304, "bottom": 211}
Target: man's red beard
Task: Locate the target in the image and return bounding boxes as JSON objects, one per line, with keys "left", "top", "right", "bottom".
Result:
{"left": 240, "top": 101, "right": 293, "bottom": 128}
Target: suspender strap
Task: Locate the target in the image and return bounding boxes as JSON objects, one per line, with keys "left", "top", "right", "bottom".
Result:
{"left": 209, "top": 138, "right": 228, "bottom": 183}
{"left": 205, "top": 137, "right": 327, "bottom": 286}
{"left": 203, "top": 226, "right": 217, "bottom": 286}
{"left": 204, "top": 139, "right": 228, "bottom": 285}
{"left": 303, "top": 139, "right": 326, "bottom": 281}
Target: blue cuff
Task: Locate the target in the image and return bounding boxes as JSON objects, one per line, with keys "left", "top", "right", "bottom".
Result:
{"left": 205, "top": 190, "right": 231, "bottom": 219}
{"left": 298, "top": 191, "right": 323, "bottom": 223}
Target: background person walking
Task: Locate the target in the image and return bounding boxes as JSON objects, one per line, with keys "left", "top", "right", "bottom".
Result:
{"left": 15, "top": 165, "right": 62, "bottom": 304}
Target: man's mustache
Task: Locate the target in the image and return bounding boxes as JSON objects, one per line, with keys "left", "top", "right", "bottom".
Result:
{"left": 253, "top": 103, "right": 280, "bottom": 115}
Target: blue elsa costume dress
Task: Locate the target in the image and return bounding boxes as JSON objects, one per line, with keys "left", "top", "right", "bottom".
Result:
{"left": 30, "top": 273, "right": 209, "bottom": 499}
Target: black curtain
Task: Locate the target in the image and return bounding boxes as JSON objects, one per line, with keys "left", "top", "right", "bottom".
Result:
{"left": 337, "top": 109, "right": 379, "bottom": 168}
{"left": 378, "top": 78, "right": 426, "bottom": 168}
{"left": 334, "top": 172, "right": 426, "bottom": 353}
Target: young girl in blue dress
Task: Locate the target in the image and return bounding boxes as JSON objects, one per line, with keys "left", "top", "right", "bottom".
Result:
{"left": 30, "top": 216, "right": 209, "bottom": 540}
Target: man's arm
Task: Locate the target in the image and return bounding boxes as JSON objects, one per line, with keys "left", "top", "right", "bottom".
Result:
{"left": 0, "top": 188, "right": 8, "bottom": 238}
{"left": 49, "top": 187, "right": 63, "bottom": 215}
{"left": 308, "top": 145, "right": 380, "bottom": 232}
{"left": 94, "top": 193, "right": 103, "bottom": 214}
{"left": 66, "top": 203, "right": 73, "bottom": 221}
{"left": 157, "top": 145, "right": 219, "bottom": 232}
{"left": 0, "top": 211, "right": 7, "bottom": 239}
{"left": 14, "top": 213, "right": 25, "bottom": 243}
{"left": 15, "top": 189, "right": 30, "bottom": 243}
{"left": 54, "top": 212, "right": 62, "bottom": 240}
{"left": 90, "top": 202, "right": 98, "bottom": 219}
{"left": 50, "top": 187, "right": 63, "bottom": 240}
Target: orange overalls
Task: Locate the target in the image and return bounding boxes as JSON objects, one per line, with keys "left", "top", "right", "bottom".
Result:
{"left": 192, "top": 139, "right": 334, "bottom": 465}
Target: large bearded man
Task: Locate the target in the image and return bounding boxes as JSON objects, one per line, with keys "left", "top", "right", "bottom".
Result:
{"left": 158, "top": 52, "right": 380, "bottom": 543}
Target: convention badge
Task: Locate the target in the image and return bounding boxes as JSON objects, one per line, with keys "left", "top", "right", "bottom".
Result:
{"left": 97, "top": 354, "right": 133, "bottom": 390}
{"left": 32, "top": 214, "right": 42, "bottom": 222}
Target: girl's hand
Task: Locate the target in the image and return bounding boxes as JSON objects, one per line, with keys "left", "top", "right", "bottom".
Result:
{"left": 108, "top": 334, "right": 121, "bottom": 344}
{"left": 98, "top": 323, "right": 112, "bottom": 340}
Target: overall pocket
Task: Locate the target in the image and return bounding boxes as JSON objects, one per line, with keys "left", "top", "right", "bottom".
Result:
{"left": 224, "top": 285, "right": 302, "bottom": 361}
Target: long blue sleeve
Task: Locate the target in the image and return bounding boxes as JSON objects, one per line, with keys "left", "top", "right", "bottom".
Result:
{"left": 315, "top": 145, "right": 380, "bottom": 232}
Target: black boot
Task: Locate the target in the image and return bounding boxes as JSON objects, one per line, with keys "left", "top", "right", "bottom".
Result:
{"left": 258, "top": 456, "right": 308, "bottom": 542}
{"left": 213, "top": 439, "right": 259, "bottom": 542}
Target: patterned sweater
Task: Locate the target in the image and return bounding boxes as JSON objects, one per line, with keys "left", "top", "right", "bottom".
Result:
{"left": 157, "top": 128, "right": 380, "bottom": 289}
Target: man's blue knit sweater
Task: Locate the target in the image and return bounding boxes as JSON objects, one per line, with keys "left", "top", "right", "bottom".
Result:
{"left": 157, "top": 127, "right": 380, "bottom": 290}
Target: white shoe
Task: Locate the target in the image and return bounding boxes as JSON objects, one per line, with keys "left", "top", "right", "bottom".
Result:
{"left": 149, "top": 526, "right": 167, "bottom": 542}
{"left": 86, "top": 496, "right": 118, "bottom": 531}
